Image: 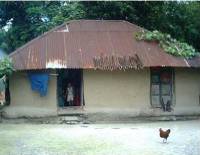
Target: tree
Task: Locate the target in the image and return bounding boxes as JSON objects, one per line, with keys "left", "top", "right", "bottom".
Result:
{"left": 0, "top": 1, "right": 86, "bottom": 53}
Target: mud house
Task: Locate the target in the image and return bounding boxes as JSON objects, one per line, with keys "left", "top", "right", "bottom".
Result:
{"left": 3, "top": 20, "right": 200, "bottom": 118}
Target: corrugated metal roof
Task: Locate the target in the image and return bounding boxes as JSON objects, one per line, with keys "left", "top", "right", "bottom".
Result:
{"left": 9, "top": 20, "right": 200, "bottom": 70}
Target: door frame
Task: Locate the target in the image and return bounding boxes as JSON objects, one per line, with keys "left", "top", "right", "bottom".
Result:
{"left": 56, "top": 69, "right": 84, "bottom": 108}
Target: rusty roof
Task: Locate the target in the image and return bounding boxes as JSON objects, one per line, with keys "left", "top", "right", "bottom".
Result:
{"left": 9, "top": 20, "right": 200, "bottom": 70}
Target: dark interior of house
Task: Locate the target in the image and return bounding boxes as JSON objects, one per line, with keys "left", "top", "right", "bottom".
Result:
{"left": 57, "top": 69, "right": 82, "bottom": 107}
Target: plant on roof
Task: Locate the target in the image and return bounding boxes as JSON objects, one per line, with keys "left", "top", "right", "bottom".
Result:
{"left": 0, "top": 57, "right": 14, "bottom": 78}
{"left": 135, "top": 30, "right": 197, "bottom": 59}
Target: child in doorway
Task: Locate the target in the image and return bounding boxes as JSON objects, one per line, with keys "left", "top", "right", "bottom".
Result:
{"left": 65, "top": 83, "right": 74, "bottom": 106}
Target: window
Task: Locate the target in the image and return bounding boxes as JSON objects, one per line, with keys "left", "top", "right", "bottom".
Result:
{"left": 150, "top": 67, "right": 174, "bottom": 110}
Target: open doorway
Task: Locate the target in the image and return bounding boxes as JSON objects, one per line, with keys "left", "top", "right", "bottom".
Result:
{"left": 57, "top": 69, "right": 84, "bottom": 107}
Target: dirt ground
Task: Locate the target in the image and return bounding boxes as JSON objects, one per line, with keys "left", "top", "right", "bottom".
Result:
{"left": 0, "top": 119, "right": 200, "bottom": 155}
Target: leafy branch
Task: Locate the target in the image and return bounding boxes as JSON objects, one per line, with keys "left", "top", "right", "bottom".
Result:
{"left": 135, "top": 30, "right": 197, "bottom": 59}
{"left": 0, "top": 57, "right": 14, "bottom": 78}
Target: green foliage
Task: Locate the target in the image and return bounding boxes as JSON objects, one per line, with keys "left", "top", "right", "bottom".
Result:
{"left": 0, "top": 57, "right": 14, "bottom": 77}
{"left": 0, "top": 1, "right": 86, "bottom": 53}
{"left": 136, "top": 30, "right": 197, "bottom": 58}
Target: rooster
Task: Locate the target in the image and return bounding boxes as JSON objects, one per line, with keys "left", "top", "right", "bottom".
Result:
{"left": 159, "top": 128, "right": 171, "bottom": 143}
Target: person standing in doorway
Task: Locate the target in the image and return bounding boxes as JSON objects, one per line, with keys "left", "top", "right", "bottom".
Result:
{"left": 66, "top": 83, "right": 74, "bottom": 106}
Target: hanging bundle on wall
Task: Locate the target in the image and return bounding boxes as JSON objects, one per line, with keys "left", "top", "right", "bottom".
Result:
{"left": 93, "top": 54, "right": 143, "bottom": 70}
{"left": 0, "top": 75, "right": 6, "bottom": 106}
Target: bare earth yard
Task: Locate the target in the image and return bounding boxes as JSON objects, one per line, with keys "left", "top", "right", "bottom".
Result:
{"left": 0, "top": 120, "right": 200, "bottom": 155}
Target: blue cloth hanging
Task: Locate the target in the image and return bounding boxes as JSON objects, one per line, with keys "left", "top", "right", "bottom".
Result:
{"left": 28, "top": 72, "right": 49, "bottom": 96}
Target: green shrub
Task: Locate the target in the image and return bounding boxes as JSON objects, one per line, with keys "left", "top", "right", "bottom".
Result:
{"left": 0, "top": 57, "right": 14, "bottom": 78}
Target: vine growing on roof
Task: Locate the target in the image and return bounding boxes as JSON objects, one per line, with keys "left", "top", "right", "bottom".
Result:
{"left": 135, "top": 30, "right": 197, "bottom": 59}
